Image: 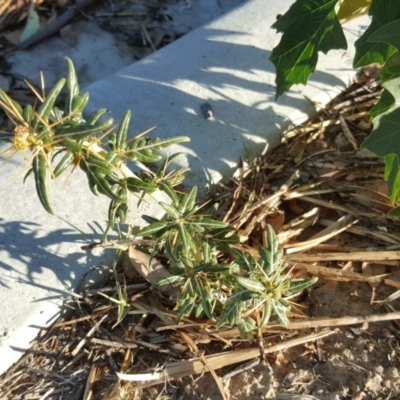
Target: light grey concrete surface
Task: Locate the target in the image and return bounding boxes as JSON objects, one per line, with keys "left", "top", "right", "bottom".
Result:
{"left": 0, "top": 0, "right": 370, "bottom": 375}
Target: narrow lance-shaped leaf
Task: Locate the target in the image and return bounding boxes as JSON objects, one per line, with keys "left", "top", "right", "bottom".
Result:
{"left": 65, "top": 57, "right": 80, "bottom": 114}
{"left": 178, "top": 186, "right": 197, "bottom": 214}
{"left": 283, "top": 277, "right": 318, "bottom": 296}
{"left": 56, "top": 118, "right": 114, "bottom": 140}
{"left": 115, "top": 110, "right": 131, "bottom": 151}
{"left": 33, "top": 78, "right": 66, "bottom": 131}
{"left": 236, "top": 276, "right": 266, "bottom": 292}
{"left": 126, "top": 177, "right": 156, "bottom": 193}
{"left": 33, "top": 152, "right": 53, "bottom": 214}
{"left": 138, "top": 221, "right": 169, "bottom": 237}
{"left": 53, "top": 152, "right": 74, "bottom": 178}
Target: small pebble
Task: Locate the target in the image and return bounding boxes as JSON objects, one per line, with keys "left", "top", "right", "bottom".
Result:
{"left": 200, "top": 102, "right": 213, "bottom": 119}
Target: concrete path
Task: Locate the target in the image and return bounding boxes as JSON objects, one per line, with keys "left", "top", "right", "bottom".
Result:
{"left": 0, "top": 0, "right": 370, "bottom": 375}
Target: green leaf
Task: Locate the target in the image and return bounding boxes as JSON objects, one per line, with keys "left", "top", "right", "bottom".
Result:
{"left": 158, "top": 181, "right": 179, "bottom": 207}
{"left": 178, "top": 186, "right": 197, "bottom": 214}
{"left": 354, "top": 0, "right": 400, "bottom": 68}
{"left": 152, "top": 274, "right": 186, "bottom": 288}
{"left": 33, "top": 152, "right": 53, "bottom": 214}
{"left": 284, "top": 277, "right": 318, "bottom": 296}
{"left": 0, "top": 89, "right": 23, "bottom": 120}
{"left": 56, "top": 118, "right": 114, "bottom": 140}
{"left": 65, "top": 57, "right": 80, "bottom": 115}
{"left": 370, "top": 89, "right": 395, "bottom": 118}
{"left": 86, "top": 109, "right": 110, "bottom": 125}
{"left": 178, "top": 224, "right": 196, "bottom": 255}
{"left": 259, "top": 301, "right": 272, "bottom": 328}
{"left": 176, "top": 301, "right": 195, "bottom": 322}
{"left": 369, "top": 19, "right": 400, "bottom": 52}
{"left": 159, "top": 202, "right": 181, "bottom": 220}
{"left": 271, "top": 299, "right": 290, "bottom": 325}
{"left": 33, "top": 78, "right": 66, "bottom": 131}
{"left": 126, "top": 177, "right": 156, "bottom": 193}
{"left": 258, "top": 246, "right": 274, "bottom": 275}
{"left": 362, "top": 77, "right": 400, "bottom": 157}
{"left": 70, "top": 93, "right": 89, "bottom": 118}
{"left": 236, "top": 276, "right": 265, "bottom": 292}
{"left": 23, "top": 104, "right": 34, "bottom": 123}
{"left": 194, "top": 280, "right": 214, "bottom": 320}
{"left": 266, "top": 225, "right": 278, "bottom": 253}
{"left": 216, "top": 302, "right": 241, "bottom": 329}
{"left": 384, "top": 153, "right": 400, "bottom": 202}
{"left": 115, "top": 110, "right": 131, "bottom": 151}
{"left": 138, "top": 221, "right": 168, "bottom": 237}
{"left": 20, "top": 7, "right": 40, "bottom": 43}
{"left": 191, "top": 217, "right": 229, "bottom": 229}
{"left": 53, "top": 152, "right": 74, "bottom": 178}
{"left": 237, "top": 316, "right": 257, "bottom": 333}
{"left": 270, "top": 0, "right": 347, "bottom": 97}
{"left": 388, "top": 206, "right": 400, "bottom": 217}
{"left": 336, "top": 0, "right": 370, "bottom": 23}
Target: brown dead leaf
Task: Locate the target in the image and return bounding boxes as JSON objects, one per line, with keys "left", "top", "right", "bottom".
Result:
{"left": 127, "top": 246, "right": 171, "bottom": 291}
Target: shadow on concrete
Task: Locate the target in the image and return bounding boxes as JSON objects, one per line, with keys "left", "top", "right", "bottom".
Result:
{"left": 85, "top": 26, "right": 351, "bottom": 192}
{"left": 0, "top": 217, "right": 113, "bottom": 293}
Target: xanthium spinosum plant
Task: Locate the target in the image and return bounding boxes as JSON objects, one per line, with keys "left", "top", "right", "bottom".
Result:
{"left": 0, "top": 58, "right": 317, "bottom": 337}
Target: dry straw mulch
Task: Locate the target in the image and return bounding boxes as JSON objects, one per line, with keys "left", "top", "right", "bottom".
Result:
{"left": 1, "top": 73, "right": 400, "bottom": 399}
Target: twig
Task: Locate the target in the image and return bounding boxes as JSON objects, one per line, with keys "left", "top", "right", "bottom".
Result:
{"left": 17, "top": 0, "right": 96, "bottom": 50}
{"left": 71, "top": 314, "right": 107, "bottom": 357}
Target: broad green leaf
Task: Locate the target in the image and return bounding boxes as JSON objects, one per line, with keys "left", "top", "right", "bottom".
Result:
{"left": 370, "top": 89, "right": 395, "bottom": 118}
{"left": 361, "top": 77, "right": 400, "bottom": 163}
{"left": 270, "top": 0, "right": 347, "bottom": 97}
{"left": 353, "top": 0, "right": 400, "bottom": 68}
{"left": 384, "top": 153, "right": 400, "bottom": 202}
{"left": 336, "top": 0, "right": 370, "bottom": 23}
{"left": 236, "top": 276, "right": 265, "bottom": 292}
{"left": 370, "top": 22, "right": 400, "bottom": 61}
{"left": 33, "top": 152, "right": 53, "bottom": 214}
